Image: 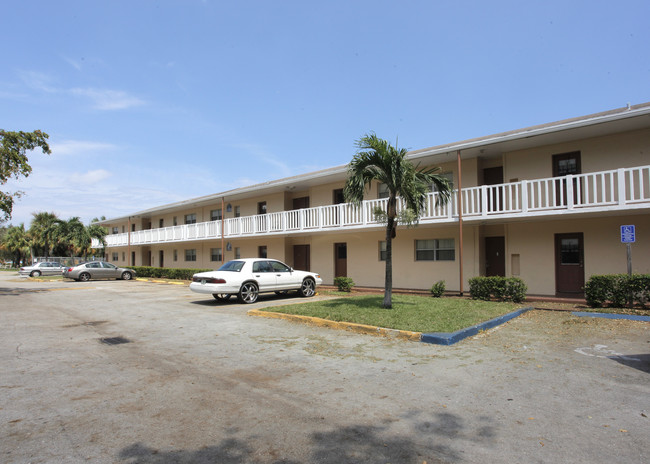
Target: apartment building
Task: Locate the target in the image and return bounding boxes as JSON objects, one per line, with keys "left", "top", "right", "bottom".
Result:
{"left": 97, "top": 103, "right": 650, "bottom": 296}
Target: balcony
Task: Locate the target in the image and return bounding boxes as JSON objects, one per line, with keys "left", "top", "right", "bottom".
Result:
{"left": 97, "top": 165, "right": 650, "bottom": 248}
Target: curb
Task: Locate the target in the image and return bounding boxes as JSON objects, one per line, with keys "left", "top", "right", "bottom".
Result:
{"left": 247, "top": 309, "right": 422, "bottom": 341}
{"left": 421, "top": 307, "right": 533, "bottom": 345}
{"left": 571, "top": 311, "right": 650, "bottom": 322}
{"left": 249, "top": 307, "right": 535, "bottom": 345}
{"left": 135, "top": 278, "right": 187, "bottom": 286}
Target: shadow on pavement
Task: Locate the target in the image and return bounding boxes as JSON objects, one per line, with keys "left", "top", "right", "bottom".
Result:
{"left": 117, "top": 411, "right": 493, "bottom": 463}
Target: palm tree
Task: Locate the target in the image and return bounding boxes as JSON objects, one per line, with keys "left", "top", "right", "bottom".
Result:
{"left": 2, "top": 223, "right": 30, "bottom": 266}
{"left": 87, "top": 221, "right": 107, "bottom": 258}
{"left": 58, "top": 217, "right": 108, "bottom": 259}
{"left": 344, "top": 133, "right": 452, "bottom": 309}
{"left": 29, "top": 211, "right": 61, "bottom": 258}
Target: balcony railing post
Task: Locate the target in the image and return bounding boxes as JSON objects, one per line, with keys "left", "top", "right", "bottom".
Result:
{"left": 481, "top": 185, "right": 488, "bottom": 217}
{"left": 617, "top": 168, "right": 627, "bottom": 205}
{"left": 566, "top": 175, "right": 574, "bottom": 210}
{"left": 521, "top": 180, "right": 528, "bottom": 213}
{"left": 318, "top": 206, "right": 323, "bottom": 230}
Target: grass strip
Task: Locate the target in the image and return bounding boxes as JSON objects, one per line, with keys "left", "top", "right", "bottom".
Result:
{"left": 260, "top": 294, "right": 522, "bottom": 333}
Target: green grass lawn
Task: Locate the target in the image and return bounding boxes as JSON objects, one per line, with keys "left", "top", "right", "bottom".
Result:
{"left": 261, "top": 294, "right": 524, "bottom": 333}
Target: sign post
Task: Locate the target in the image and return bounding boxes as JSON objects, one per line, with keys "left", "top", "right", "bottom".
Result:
{"left": 620, "top": 225, "right": 635, "bottom": 276}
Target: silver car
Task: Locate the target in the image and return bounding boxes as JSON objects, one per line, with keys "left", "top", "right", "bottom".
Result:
{"left": 19, "top": 262, "right": 66, "bottom": 277}
{"left": 63, "top": 261, "right": 136, "bottom": 282}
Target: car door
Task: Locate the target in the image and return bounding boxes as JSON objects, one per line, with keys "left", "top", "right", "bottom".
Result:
{"left": 271, "top": 260, "right": 300, "bottom": 290}
{"left": 85, "top": 262, "right": 102, "bottom": 278}
{"left": 251, "top": 260, "right": 277, "bottom": 292}
{"left": 101, "top": 262, "right": 120, "bottom": 278}
{"left": 42, "top": 263, "right": 56, "bottom": 275}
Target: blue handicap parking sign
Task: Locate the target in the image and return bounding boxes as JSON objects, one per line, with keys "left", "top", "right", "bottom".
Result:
{"left": 620, "top": 225, "right": 635, "bottom": 243}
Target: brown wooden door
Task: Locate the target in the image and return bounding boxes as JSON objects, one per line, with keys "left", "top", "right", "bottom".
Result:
{"left": 334, "top": 243, "right": 347, "bottom": 277}
{"left": 292, "top": 197, "right": 310, "bottom": 210}
{"left": 293, "top": 245, "right": 310, "bottom": 271}
{"left": 555, "top": 233, "right": 585, "bottom": 296}
{"left": 483, "top": 167, "right": 504, "bottom": 212}
{"left": 553, "top": 152, "right": 581, "bottom": 206}
{"left": 485, "top": 236, "right": 505, "bottom": 277}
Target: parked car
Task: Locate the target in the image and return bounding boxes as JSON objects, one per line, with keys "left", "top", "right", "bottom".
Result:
{"left": 63, "top": 261, "right": 136, "bottom": 282}
{"left": 19, "top": 262, "right": 66, "bottom": 277}
{"left": 190, "top": 258, "right": 322, "bottom": 303}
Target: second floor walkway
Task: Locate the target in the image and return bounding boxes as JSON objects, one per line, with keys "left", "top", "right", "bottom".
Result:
{"left": 99, "top": 165, "right": 650, "bottom": 248}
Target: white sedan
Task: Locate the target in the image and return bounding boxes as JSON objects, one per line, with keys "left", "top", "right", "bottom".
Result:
{"left": 189, "top": 258, "right": 322, "bottom": 304}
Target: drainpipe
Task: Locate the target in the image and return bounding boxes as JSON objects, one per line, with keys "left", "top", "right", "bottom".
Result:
{"left": 128, "top": 216, "right": 132, "bottom": 266}
{"left": 457, "top": 150, "right": 464, "bottom": 296}
{"left": 221, "top": 197, "right": 225, "bottom": 264}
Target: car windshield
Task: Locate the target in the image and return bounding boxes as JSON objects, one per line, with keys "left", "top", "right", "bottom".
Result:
{"left": 217, "top": 260, "right": 245, "bottom": 272}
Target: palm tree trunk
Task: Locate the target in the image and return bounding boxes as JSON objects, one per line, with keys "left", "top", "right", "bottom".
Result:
{"left": 383, "top": 219, "right": 394, "bottom": 309}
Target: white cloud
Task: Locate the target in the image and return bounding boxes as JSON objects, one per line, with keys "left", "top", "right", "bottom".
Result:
{"left": 50, "top": 140, "right": 117, "bottom": 156}
{"left": 68, "top": 169, "right": 113, "bottom": 185}
{"left": 70, "top": 87, "right": 145, "bottom": 110}
{"left": 18, "top": 70, "right": 58, "bottom": 93}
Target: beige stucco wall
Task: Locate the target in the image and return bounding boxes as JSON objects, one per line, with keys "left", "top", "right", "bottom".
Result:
{"left": 505, "top": 127, "right": 650, "bottom": 182}
{"left": 507, "top": 214, "right": 650, "bottom": 295}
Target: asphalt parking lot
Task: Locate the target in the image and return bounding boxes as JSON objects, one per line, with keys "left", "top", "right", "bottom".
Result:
{"left": 1, "top": 274, "right": 649, "bottom": 463}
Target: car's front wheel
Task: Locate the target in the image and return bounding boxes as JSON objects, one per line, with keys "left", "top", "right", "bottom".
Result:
{"left": 30, "top": 270, "right": 41, "bottom": 277}
{"left": 212, "top": 293, "right": 232, "bottom": 302}
{"left": 121, "top": 271, "right": 133, "bottom": 280}
{"left": 78, "top": 272, "right": 91, "bottom": 282}
{"left": 299, "top": 278, "right": 316, "bottom": 297}
{"left": 238, "top": 282, "right": 259, "bottom": 304}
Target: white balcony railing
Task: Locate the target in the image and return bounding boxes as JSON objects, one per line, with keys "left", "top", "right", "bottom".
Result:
{"left": 97, "top": 165, "right": 650, "bottom": 248}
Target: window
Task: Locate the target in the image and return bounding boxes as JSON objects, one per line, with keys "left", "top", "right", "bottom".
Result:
{"left": 415, "top": 239, "right": 455, "bottom": 261}
{"left": 430, "top": 172, "right": 454, "bottom": 193}
{"left": 258, "top": 245, "right": 267, "bottom": 258}
{"left": 122, "top": 252, "right": 125, "bottom": 261}
{"left": 184, "top": 213, "right": 197, "bottom": 225}
{"left": 210, "top": 248, "right": 222, "bottom": 262}
{"left": 379, "top": 241, "right": 387, "bottom": 261}
{"left": 112, "top": 252, "right": 119, "bottom": 261}
{"left": 173, "top": 216, "right": 178, "bottom": 226}
{"left": 122, "top": 225, "right": 125, "bottom": 233}
{"left": 235, "top": 247, "right": 241, "bottom": 259}
{"left": 131, "top": 223, "right": 136, "bottom": 232}
{"left": 210, "top": 209, "right": 222, "bottom": 221}
{"left": 378, "top": 183, "right": 389, "bottom": 199}
{"left": 258, "top": 201, "right": 267, "bottom": 214}
{"left": 234, "top": 206, "right": 241, "bottom": 218}
{"left": 185, "top": 249, "right": 197, "bottom": 261}
{"left": 159, "top": 219, "right": 164, "bottom": 228}
{"left": 112, "top": 227, "right": 119, "bottom": 234}
{"left": 173, "top": 249, "right": 178, "bottom": 261}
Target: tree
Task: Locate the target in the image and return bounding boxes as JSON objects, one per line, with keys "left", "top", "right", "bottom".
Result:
{"left": 2, "top": 223, "right": 30, "bottom": 266}
{"left": 58, "top": 217, "right": 107, "bottom": 259}
{"left": 0, "top": 130, "right": 51, "bottom": 220}
{"left": 343, "top": 133, "right": 452, "bottom": 309}
{"left": 29, "top": 212, "right": 61, "bottom": 258}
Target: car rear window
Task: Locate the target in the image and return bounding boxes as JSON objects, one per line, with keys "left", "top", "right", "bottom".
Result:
{"left": 218, "top": 260, "right": 244, "bottom": 272}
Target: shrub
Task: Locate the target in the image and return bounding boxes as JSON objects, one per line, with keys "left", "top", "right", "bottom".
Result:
{"left": 585, "top": 274, "right": 650, "bottom": 308}
{"left": 125, "top": 266, "right": 212, "bottom": 281}
{"left": 469, "top": 276, "right": 527, "bottom": 303}
{"left": 430, "top": 280, "right": 446, "bottom": 297}
{"left": 333, "top": 276, "right": 355, "bottom": 292}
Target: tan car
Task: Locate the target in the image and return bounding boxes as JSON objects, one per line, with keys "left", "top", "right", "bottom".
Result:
{"left": 63, "top": 261, "right": 136, "bottom": 282}
{"left": 19, "top": 262, "right": 66, "bottom": 277}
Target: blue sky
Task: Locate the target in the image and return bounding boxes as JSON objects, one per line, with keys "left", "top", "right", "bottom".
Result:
{"left": 2, "top": 0, "right": 649, "bottom": 227}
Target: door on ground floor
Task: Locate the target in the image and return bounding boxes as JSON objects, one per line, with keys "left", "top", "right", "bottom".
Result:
{"left": 159, "top": 250, "right": 164, "bottom": 268}
{"left": 555, "top": 233, "right": 585, "bottom": 296}
{"left": 334, "top": 243, "right": 347, "bottom": 277}
{"left": 293, "top": 245, "right": 310, "bottom": 271}
{"left": 485, "top": 236, "right": 505, "bottom": 277}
